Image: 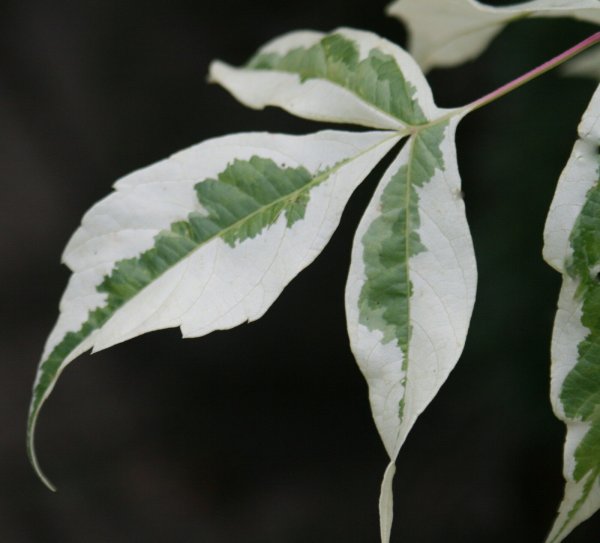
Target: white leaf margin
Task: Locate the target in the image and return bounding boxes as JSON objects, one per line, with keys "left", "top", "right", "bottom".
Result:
{"left": 543, "top": 84, "right": 600, "bottom": 543}
{"left": 345, "top": 115, "right": 477, "bottom": 542}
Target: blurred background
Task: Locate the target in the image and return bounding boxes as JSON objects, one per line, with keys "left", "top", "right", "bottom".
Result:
{"left": 1, "top": 0, "right": 599, "bottom": 541}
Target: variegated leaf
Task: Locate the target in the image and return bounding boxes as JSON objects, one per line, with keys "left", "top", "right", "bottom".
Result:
{"left": 387, "top": 0, "right": 600, "bottom": 71}
{"left": 209, "top": 27, "right": 439, "bottom": 130}
{"left": 543, "top": 84, "right": 600, "bottom": 542}
{"left": 345, "top": 116, "right": 476, "bottom": 542}
{"left": 32, "top": 25, "right": 479, "bottom": 543}
{"left": 28, "top": 129, "right": 399, "bottom": 489}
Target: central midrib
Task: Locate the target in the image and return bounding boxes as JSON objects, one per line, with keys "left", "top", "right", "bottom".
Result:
{"left": 397, "top": 134, "right": 418, "bottom": 422}
{"left": 92, "top": 133, "right": 400, "bottom": 319}
{"left": 195, "top": 135, "right": 397, "bottom": 256}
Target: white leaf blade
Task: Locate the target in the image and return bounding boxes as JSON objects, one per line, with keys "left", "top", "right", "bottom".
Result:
{"left": 209, "top": 28, "right": 440, "bottom": 130}
{"left": 28, "top": 129, "right": 400, "bottom": 488}
{"left": 387, "top": 0, "right": 512, "bottom": 71}
{"left": 387, "top": 0, "right": 600, "bottom": 71}
{"left": 543, "top": 84, "right": 600, "bottom": 542}
{"left": 345, "top": 117, "right": 477, "bottom": 541}
{"left": 93, "top": 132, "right": 399, "bottom": 347}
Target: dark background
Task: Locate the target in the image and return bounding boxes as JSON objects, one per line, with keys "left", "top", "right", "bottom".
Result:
{"left": 1, "top": 0, "right": 599, "bottom": 541}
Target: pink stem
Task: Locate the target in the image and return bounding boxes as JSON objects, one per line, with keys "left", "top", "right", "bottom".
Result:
{"left": 466, "top": 31, "right": 600, "bottom": 114}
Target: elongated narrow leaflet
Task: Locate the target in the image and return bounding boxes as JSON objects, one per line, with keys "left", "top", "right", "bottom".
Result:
{"left": 387, "top": 0, "right": 600, "bottom": 72}
{"left": 543, "top": 85, "right": 600, "bottom": 542}
{"left": 28, "top": 129, "right": 399, "bottom": 489}
{"left": 345, "top": 117, "right": 476, "bottom": 542}
{"left": 210, "top": 28, "right": 439, "bottom": 130}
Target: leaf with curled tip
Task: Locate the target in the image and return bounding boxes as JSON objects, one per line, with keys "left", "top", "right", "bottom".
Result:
{"left": 31, "top": 26, "right": 479, "bottom": 543}
{"left": 27, "top": 129, "right": 399, "bottom": 489}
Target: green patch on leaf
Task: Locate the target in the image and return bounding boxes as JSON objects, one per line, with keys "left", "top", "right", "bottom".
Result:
{"left": 357, "top": 123, "right": 446, "bottom": 418}
{"left": 563, "top": 175, "right": 600, "bottom": 488}
{"left": 29, "top": 156, "right": 331, "bottom": 438}
{"left": 358, "top": 123, "right": 446, "bottom": 350}
{"left": 247, "top": 33, "right": 427, "bottom": 126}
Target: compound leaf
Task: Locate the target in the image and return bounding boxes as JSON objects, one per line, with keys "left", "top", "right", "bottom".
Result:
{"left": 31, "top": 26, "right": 478, "bottom": 543}
{"left": 543, "top": 84, "right": 600, "bottom": 542}
{"left": 28, "top": 129, "right": 399, "bottom": 489}
{"left": 387, "top": 0, "right": 600, "bottom": 72}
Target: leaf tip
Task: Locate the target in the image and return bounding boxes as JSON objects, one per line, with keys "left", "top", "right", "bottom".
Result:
{"left": 27, "top": 410, "right": 57, "bottom": 492}
{"left": 207, "top": 60, "right": 228, "bottom": 85}
{"left": 379, "top": 461, "right": 397, "bottom": 543}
